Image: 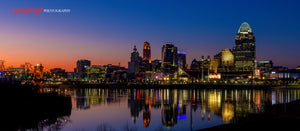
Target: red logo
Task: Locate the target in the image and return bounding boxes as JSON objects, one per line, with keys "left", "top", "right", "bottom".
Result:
{"left": 10, "top": 7, "right": 44, "bottom": 16}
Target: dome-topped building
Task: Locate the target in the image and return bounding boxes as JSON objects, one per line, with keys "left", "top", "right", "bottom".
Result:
{"left": 238, "top": 22, "right": 252, "bottom": 33}
{"left": 233, "top": 22, "right": 256, "bottom": 71}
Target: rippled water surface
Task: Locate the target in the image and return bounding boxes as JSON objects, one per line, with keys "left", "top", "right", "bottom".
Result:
{"left": 37, "top": 87, "right": 300, "bottom": 131}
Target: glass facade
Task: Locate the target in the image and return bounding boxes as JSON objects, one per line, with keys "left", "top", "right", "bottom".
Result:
{"left": 233, "top": 22, "right": 256, "bottom": 71}
{"left": 162, "top": 43, "right": 178, "bottom": 74}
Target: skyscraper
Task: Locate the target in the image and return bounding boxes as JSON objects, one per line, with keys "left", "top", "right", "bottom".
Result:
{"left": 162, "top": 43, "right": 178, "bottom": 74}
{"left": 76, "top": 59, "right": 91, "bottom": 78}
{"left": 233, "top": 22, "right": 256, "bottom": 71}
{"left": 143, "top": 41, "right": 151, "bottom": 63}
{"left": 128, "top": 45, "right": 140, "bottom": 74}
{"left": 140, "top": 41, "right": 152, "bottom": 72}
{"left": 177, "top": 51, "right": 187, "bottom": 70}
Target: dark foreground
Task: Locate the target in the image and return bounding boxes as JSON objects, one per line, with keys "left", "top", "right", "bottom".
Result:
{"left": 200, "top": 100, "right": 300, "bottom": 131}
{"left": 1, "top": 84, "right": 72, "bottom": 130}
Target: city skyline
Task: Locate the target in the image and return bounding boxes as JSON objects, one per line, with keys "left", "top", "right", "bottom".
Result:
{"left": 0, "top": 0, "right": 300, "bottom": 72}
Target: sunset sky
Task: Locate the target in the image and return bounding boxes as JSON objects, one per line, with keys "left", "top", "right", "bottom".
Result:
{"left": 0, "top": 0, "right": 299, "bottom": 72}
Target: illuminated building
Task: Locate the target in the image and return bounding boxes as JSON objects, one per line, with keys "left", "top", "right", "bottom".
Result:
{"left": 257, "top": 61, "right": 273, "bottom": 79}
{"left": 221, "top": 49, "right": 234, "bottom": 67}
{"left": 214, "top": 48, "right": 234, "bottom": 72}
{"left": 128, "top": 45, "right": 140, "bottom": 74}
{"left": 76, "top": 59, "right": 91, "bottom": 78}
{"left": 233, "top": 22, "right": 256, "bottom": 71}
{"left": 162, "top": 43, "right": 178, "bottom": 74}
{"left": 86, "top": 65, "right": 106, "bottom": 80}
{"left": 209, "top": 59, "right": 219, "bottom": 73}
{"left": 103, "top": 64, "right": 127, "bottom": 81}
{"left": 143, "top": 41, "right": 151, "bottom": 63}
{"left": 50, "top": 68, "right": 66, "bottom": 78}
{"left": 277, "top": 70, "right": 300, "bottom": 80}
{"left": 2, "top": 68, "right": 26, "bottom": 79}
{"left": 34, "top": 64, "right": 44, "bottom": 79}
{"left": 297, "top": 66, "right": 300, "bottom": 70}
{"left": 177, "top": 51, "right": 187, "bottom": 70}
{"left": 140, "top": 42, "right": 152, "bottom": 72}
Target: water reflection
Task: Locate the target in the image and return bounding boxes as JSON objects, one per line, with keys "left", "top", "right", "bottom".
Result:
{"left": 37, "top": 116, "right": 71, "bottom": 131}
{"left": 61, "top": 88, "right": 300, "bottom": 130}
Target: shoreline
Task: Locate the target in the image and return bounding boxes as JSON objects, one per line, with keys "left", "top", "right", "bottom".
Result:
{"left": 272, "top": 85, "right": 300, "bottom": 89}
{"left": 198, "top": 100, "right": 300, "bottom": 131}
{"left": 55, "top": 83, "right": 276, "bottom": 89}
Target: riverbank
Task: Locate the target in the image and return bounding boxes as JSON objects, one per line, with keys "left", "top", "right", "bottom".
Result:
{"left": 272, "top": 85, "right": 300, "bottom": 89}
{"left": 199, "top": 100, "right": 300, "bottom": 131}
{"left": 57, "top": 83, "right": 275, "bottom": 89}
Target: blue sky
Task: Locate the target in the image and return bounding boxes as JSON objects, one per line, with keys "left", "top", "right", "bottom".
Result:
{"left": 0, "top": 0, "right": 299, "bottom": 70}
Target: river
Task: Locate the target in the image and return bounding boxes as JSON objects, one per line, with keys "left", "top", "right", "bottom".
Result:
{"left": 33, "top": 87, "right": 300, "bottom": 131}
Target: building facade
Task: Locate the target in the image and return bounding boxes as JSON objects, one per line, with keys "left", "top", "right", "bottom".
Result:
{"left": 152, "top": 59, "right": 162, "bottom": 72}
{"left": 214, "top": 48, "right": 235, "bottom": 72}
{"left": 162, "top": 43, "right": 178, "bottom": 74}
{"left": 143, "top": 41, "right": 151, "bottom": 63}
{"left": 50, "top": 68, "right": 66, "bottom": 78}
{"left": 177, "top": 51, "right": 187, "bottom": 70}
{"left": 86, "top": 65, "right": 106, "bottom": 80}
{"left": 257, "top": 61, "right": 273, "bottom": 79}
{"left": 128, "top": 45, "right": 140, "bottom": 74}
{"left": 76, "top": 59, "right": 91, "bottom": 78}
{"left": 233, "top": 22, "right": 256, "bottom": 71}
{"left": 140, "top": 41, "right": 152, "bottom": 72}
{"left": 34, "top": 64, "right": 44, "bottom": 79}
{"left": 190, "top": 59, "right": 201, "bottom": 70}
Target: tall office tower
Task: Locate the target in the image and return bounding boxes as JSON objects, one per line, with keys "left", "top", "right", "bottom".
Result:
{"left": 177, "top": 51, "right": 187, "bottom": 70}
{"left": 140, "top": 41, "right": 152, "bottom": 72}
{"left": 128, "top": 45, "right": 140, "bottom": 74}
{"left": 162, "top": 43, "right": 178, "bottom": 74}
{"left": 143, "top": 41, "right": 151, "bottom": 63}
{"left": 76, "top": 59, "right": 91, "bottom": 78}
{"left": 233, "top": 22, "right": 256, "bottom": 71}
